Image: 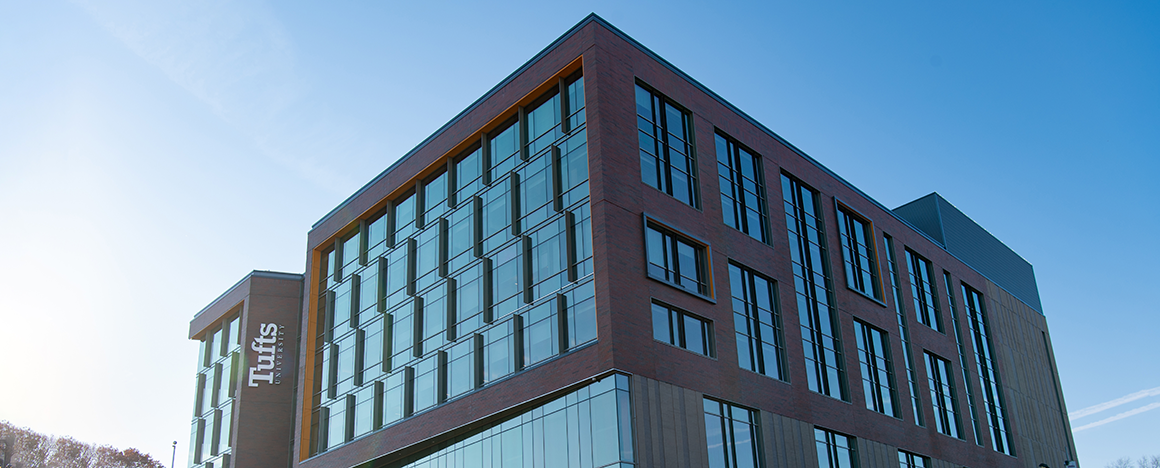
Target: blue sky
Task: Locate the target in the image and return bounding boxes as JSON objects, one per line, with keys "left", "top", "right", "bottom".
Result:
{"left": 0, "top": 1, "right": 1156, "bottom": 467}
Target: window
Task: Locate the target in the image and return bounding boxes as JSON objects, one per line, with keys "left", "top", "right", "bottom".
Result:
{"left": 906, "top": 250, "right": 942, "bottom": 332}
{"left": 704, "top": 398, "right": 762, "bottom": 468}
{"left": 814, "top": 428, "right": 857, "bottom": 468}
{"left": 729, "top": 263, "right": 785, "bottom": 380}
{"left": 943, "top": 272, "right": 983, "bottom": 445}
{"left": 716, "top": 132, "right": 768, "bottom": 242}
{"left": 652, "top": 302, "right": 714, "bottom": 357}
{"left": 883, "top": 235, "right": 923, "bottom": 426}
{"left": 962, "top": 283, "right": 1014, "bottom": 455}
{"left": 645, "top": 221, "right": 710, "bottom": 296}
{"left": 853, "top": 320, "right": 898, "bottom": 417}
{"left": 836, "top": 204, "right": 881, "bottom": 300}
{"left": 782, "top": 174, "right": 846, "bottom": 400}
{"left": 924, "top": 352, "right": 962, "bottom": 438}
{"left": 637, "top": 83, "right": 698, "bottom": 207}
{"left": 897, "top": 450, "right": 928, "bottom": 468}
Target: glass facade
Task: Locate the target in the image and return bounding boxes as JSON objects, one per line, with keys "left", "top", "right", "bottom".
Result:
{"left": 924, "top": 352, "right": 962, "bottom": 439}
{"left": 704, "top": 398, "right": 762, "bottom": 468}
{"left": 645, "top": 222, "right": 710, "bottom": 297}
{"left": 189, "top": 315, "right": 240, "bottom": 468}
{"left": 652, "top": 301, "right": 714, "bottom": 357}
{"left": 883, "top": 235, "right": 923, "bottom": 426}
{"left": 906, "top": 250, "right": 942, "bottom": 332}
{"left": 636, "top": 83, "right": 698, "bottom": 208}
{"left": 388, "top": 374, "right": 633, "bottom": 468}
{"left": 962, "top": 283, "right": 1014, "bottom": 455}
{"left": 311, "top": 73, "right": 594, "bottom": 455}
{"left": 853, "top": 320, "right": 897, "bottom": 417}
{"left": 729, "top": 263, "right": 785, "bottom": 380}
{"left": 782, "top": 174, "right": 846, "bottom": 400}
{"left": 716, "top": 132, "right": 769, "bottom": 243}
{"left": 836, "top": 206, "right": 881, "bottom": 300}
{"left": 814, "top": 428, "right": 857, "bottom": 468}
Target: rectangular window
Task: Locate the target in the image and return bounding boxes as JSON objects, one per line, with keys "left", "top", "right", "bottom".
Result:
{"left": 853, "top": 320, "right": 898, "bottom": 417}
{"left": 898, "top": 450, "right": 928, "bottom": 468}
{"left": 729, "top": 263, "right": 785, "bottom": 380}
{"left": 925, "top": 352, "right": 962, "bottom": 438}
{"left": 883, "top": 235, "right": 923, "bottom": 426}
{"left": 943, "top": 272, "right": 983, "bottom": 445}
{"left": 815, "top": 428, "right": 857, "bottom": 468}
{"left": 836, "top": 204, "right": 881, "bottom": 300}
{"left": 782, "top": 174, "right": 846, "bottom": 400}
{"left": 636, "top": 83, "right": 698, "bottom": 207}
{"left": 906, "top": 250, "right": 942, "bottom": 332}
{"left": 651, "top": 302, "right": 714, "bottom": 357}
{"left": 704, "top": 398, "right": 762, "bottom": 468}
{"left": 716, "top": 132, "right": 768, "bottom": 243}
{"left": 962, "top": 283, "right": 1014, "bottom": 455}
{"left": 645, "top": 221, "right": 710, "bottom": 297}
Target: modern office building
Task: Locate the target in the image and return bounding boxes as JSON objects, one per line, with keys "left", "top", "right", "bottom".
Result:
{"left": 189, "top": 14, "right": 1077, "bottom": 468}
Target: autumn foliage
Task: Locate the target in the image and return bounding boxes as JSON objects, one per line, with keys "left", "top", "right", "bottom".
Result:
{"left": 0, "top": 421, "right": 165, "bottom": 468}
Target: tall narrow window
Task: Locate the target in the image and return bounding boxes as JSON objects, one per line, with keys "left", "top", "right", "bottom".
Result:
{"left": 836, "top": 205, "right": 881, "bottom": 300}
{"left": 906, "top": 250, "right": 942, "bottom": 332}
{"left": 962, "top": 284, "right": 1014, "bottom": 455}
{"left": 782, "top": 174, "right": 846, "bottom": 400}
{"left": 925, "top": 352, "right": 962, "bottom": 438}
{"left": 814, "top": 428, "right": 857, "bottom": 468}
{"left": 716, "top": 132, "right": 768, "bottom": 243}
{"left": 651, "top": 302, "right": 714, "bottom": 357}
{"left": 704, "top": 398, "right": 762, "bottom": 468}
{"left": 883, "top": 235, "right": 923, "bottom": 426}
{"left": 943, "top": 272, "right": 983, "bottom": 445}
{"left": 729, "top": 263, "right": 785, "bottom": 380}
{"left": 853, "top": 320, "right": 898, "bottom": 417}
{"left": 645, "top": 222, "right": 710, "bottom": 296}
{"left": 636, "top": 83, "right": 698, "bottom": 207}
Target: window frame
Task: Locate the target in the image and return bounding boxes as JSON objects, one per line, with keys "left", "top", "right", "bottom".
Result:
{"left": 643, "top": 215, "right": 714, "bottom": 300}
{"left": 814, "top": 427, "right": 858, "bottom": 468}
{"left": 853, "top": 319, "right": 900, "bottom": 418}
{"left": 924, "top": 351, "right": 963, "bottom": 439}
{"left": 703, "top": 397, "right": 764, "bottom": 468}
{"left": 905, "top": 249, "right": 944, "bottom": 333}
{"left": 728, "top": 261, "right": 787, "bottom": 381}
{"left": 834, "top": 199, "right": 885, "bottom": 304}
{"left": 716, "top": 130, "right": 770, "bottom": 243}
{"left": 636, "top": 80, "right": 700, "bottom": 209}
{"left": 651, "top": 300, "right": 716, "bottom": 358}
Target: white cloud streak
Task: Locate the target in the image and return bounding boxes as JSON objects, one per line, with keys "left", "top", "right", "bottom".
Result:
{"left": 1069, "top": 385, "right": 1160, "bottom": 420}
{"left": 1072, "top": 402, "right": 1160, "bottom": 433}
{"left": 71, "top": 0, "right": 372, "bottom": 194}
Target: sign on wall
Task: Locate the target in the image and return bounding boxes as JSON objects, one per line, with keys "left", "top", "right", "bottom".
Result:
{"left": 248, "top": 323, "right": 286, "bottom": 387}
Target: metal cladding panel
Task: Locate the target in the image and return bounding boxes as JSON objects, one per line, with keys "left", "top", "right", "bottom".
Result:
{"left": 892, "top": 193, "right": 946, "bottom": 247}
{"left": 894, "top": 193, "right": 1043, "bottom": 314}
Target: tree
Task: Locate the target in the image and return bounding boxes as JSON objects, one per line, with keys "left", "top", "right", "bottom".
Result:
{"left": 0, "top": 421, "right": 164, "bottom": 468}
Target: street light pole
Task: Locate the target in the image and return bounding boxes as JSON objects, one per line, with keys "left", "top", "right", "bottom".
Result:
{"left": 171, "top": 441, "right": 177, "bottom": 468}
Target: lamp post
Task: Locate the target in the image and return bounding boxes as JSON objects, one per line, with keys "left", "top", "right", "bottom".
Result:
{"left": 171, "top": 441, "right": 177, "bottom": 468}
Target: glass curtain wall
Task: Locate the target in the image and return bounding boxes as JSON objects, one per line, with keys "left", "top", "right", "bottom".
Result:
{"left": 388, "top": 374, "right": 634, "bottom": 468}
{"left": 310, "top": 73, "right": 593, "bottom": 455}
{"left": 189, "top": 315, "right": 240, "bottom": 468}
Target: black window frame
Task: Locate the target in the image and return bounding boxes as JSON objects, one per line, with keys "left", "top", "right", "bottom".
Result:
{"left": 834, "top": 200, "right": 883, "bottom": 303}
{"left": 643, "top": 216, "right": 713, "bottom": 299}
{"left": 651, "top": 300, "right": 715, "bottom": 358}
{"left": 636, "top": 80, "right": 700, "bottom": 208}
{"left": 716, "top": 131, "right": 769, "bottom": 243}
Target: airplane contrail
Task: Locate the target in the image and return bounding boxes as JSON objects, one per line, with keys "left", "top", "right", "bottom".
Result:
{"left": 1069, "top": 385, "right": 1160, "bottom": 420}
{"left": 1072, "top": 402, "right": 1160, "bottom": 432}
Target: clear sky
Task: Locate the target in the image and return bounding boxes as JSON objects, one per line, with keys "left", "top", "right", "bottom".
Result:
{"left": 0, "top": 1, "right": 1156, "bottom": 467}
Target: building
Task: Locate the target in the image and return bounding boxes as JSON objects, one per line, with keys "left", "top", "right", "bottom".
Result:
{"left": 188, "top": 14, "right": 1077, "bottom": 468}
{"left": 188, "top": 271, "right": 303, "bottom": 468}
